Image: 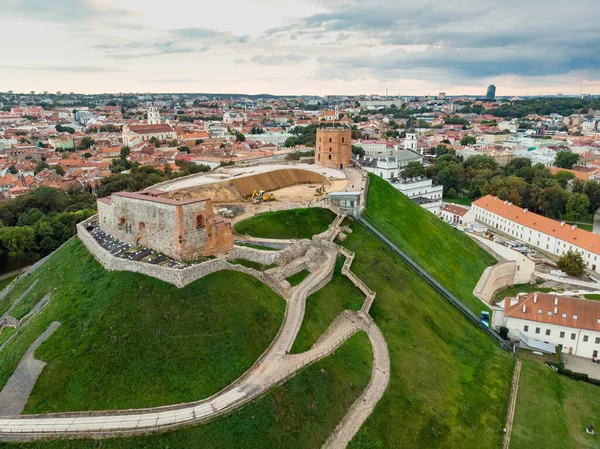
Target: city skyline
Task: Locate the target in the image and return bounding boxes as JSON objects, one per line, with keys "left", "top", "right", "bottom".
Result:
{"left": 1, "top": 0, "right": 599, "bottom": 96}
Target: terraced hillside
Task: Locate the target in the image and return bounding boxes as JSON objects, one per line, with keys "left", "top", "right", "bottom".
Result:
{"left": 0, "top": 239, "right": 286, "bottom": 413}
{"left": 364, "top": 174, "right": 497, "bottom": 315}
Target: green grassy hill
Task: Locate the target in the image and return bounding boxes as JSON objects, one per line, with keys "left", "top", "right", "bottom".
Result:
{"left": 364, "top": 174, "right": 497, "bottom": 315}
{"left": 0, "top": 239, "right": 285, "bottom": 413}
{"left": 233, "top": 208, "right": 335, "bottom": 239}
{"left": 2, "top": 332, "right": 373, "bottom": 449}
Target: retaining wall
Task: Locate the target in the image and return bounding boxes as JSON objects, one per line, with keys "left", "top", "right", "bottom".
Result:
{"left": 474, "top": 261, "right": 526, "bottom": 304}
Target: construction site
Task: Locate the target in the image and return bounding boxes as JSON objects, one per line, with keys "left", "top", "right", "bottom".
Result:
{"left": 155, "top": 163, "right": 362, "bottom": 224}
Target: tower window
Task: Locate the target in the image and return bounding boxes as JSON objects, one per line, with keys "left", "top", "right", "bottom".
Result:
{"left": 329, "top": 137, "right": 332, "bottom": 143}
{"left": 342, "top": 137, "right": 345, "bottom": 142}
{"left": 329, "top": 155, "right": 332, "bottom": 160}
{"left": 196, "top": 214, "right": 205, "bottom": 228}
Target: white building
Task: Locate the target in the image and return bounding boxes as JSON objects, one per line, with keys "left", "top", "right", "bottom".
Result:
{"left": 404, "top": 128, "right": 418, "bottom": 153}
{"left": 440, "top": 204, "right": 475, "bottom": 226}
{"left": 147, "top": 106, "right": 161, "bottom": 125}
{"left": 223, "top": 111, "right": 247, "bottom": 124}
{"left": 473, "top": 195, "right": 600, "bottom": 274}
{"left": 353, "top": 139, "right": 390, "bottom": 155}
{"left": 245, "top": 132, "right": 293, "bottom": 148}
{"left": 499, "top": 292, "right": 600, "bottom": 358}
{"left": 358, "top": 150, "right": 423, "bottom": 181}
{"left": 393, "top": 176, "right": 443, "bottom": 213}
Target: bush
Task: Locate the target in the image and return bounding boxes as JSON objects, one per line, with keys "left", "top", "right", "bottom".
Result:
{"left": 499, "top": 326, "right": 509, "bottom": 340}
{"left": 557, "top": 250, "right": 585, "bottom": 277}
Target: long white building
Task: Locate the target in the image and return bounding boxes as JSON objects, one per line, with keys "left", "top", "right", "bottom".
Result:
{"left": 353, "top": 139, "right": 391, "bottom": 155}
{"left": 499, "top": 292, "right": 600, "bottom": 358}
{"left": 473, "top": 195, "right": 600, "bottom": 274}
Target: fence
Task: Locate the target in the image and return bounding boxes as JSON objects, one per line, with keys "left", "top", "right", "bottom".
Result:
{"left": 355, "top": 215, "right": 511, "bottom": 351}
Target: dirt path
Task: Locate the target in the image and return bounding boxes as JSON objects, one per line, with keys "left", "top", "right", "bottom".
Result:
{"left": 0, "top": 322, "right": 60, "bottom": 416}
{"left": 502, "top": 359, "right": 521, "bottom": 449}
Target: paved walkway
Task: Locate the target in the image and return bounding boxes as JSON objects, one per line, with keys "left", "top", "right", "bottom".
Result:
{"left": 594, "top": 209, "right": 600, "bottom": 235}
{"left": 323, "top": 317, "right": 390, "bottom": 449}
{"left": 0, "top": 248, "right": 347, "bottom": 438}
{"left": 536, "top": 272, "right": 600, "bottom": 289}
{"left": 0, "top": 322, "right": 60, "bottom": 416}
{"left": 502, "top": 359, "right": 521, "bottom": 449}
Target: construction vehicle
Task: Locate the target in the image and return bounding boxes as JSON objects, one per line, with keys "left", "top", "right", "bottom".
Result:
{"left": 314, "top": 185, "right": 326, "bottom": 197}
{"left": 250, "top": 190, "right": 276, "bottom": 204}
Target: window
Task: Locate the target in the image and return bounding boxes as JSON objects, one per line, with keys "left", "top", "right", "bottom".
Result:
{"left": 547, "top": 310, "right": 552, "bottom": 316}
{"left": 329, "top": 137, "right": 332, "bottom": 143}
{"left": 546, "top": 329, "right": 551, "bottom": 336}
{"left": 560, "top": 331, "right": 565, "bottom": 338}
{"left": 571, "top": 333, "right": 576, "bottom": 340}
{"left": 537, "top": 309, "right": 542, "bottom": 314}
{"left": 125, "top": 223, "right": 132, "bottom": 234}
{"left": 342, "top": 137, "right": 345, "bottom": 142}
{"left": 119, "top": 217, "right": 126, "bottom": 229}
{"left": 329, "top": 155, "right": 332, "bottom": 160}
{"left": 178, "top": 235, "right": 183, "bottom": 244}
{"left": 584, "top": 335, "right": 589, "bottom": 342}
{"left": 524, "top": 325, "right": 529, "bottom": 332}
{"left": 138, "top": 222, "right": 146, "bottom": 231}
{"left": 573, "top": 315, "right": 578, "bottom": 320}
{"left": 562, "top": 313, "right": 567, "bottom": 318}
{"left": 535, "top": 327, "right": 540, "bottom": 334}
{"left": 596, "top": 337, "right": 600, "bottom": 344}
{"left": 196, "top": 215, "right": 205, "bottom": 229}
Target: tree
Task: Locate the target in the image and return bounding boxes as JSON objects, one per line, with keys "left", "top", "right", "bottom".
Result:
{"left": 401, "top": 162, "right": 425, "bottom": 179}
{"left": 164, "top": 163, "right": 172, "bottom": 175}
{"left": 554, "top": 151, "right": 579, "bottom": 169}
{"left": 557, "top": 250, "right": 585, "bottom": 277}
{"left": 77, "top": 136, "right": 95, "bottom": 150}
{"left": 447, "top": 188, "right": 457, "bottom": 197}
{"left": 195, "top": 139, "right": 204, "bottom": 145}
{"left": 351, "top": 145, "right": 365, "bottom": 157}
{"left": 34, "top": 161, "right": 49, "bottom": 174}
{"left": 149, "top": 137, "right": 161, "bottom": 147}
{"left": 434, "top": 144, "right": 448, "bottom": 156}
{"left": 464, "top": 154, "right": 498, "bottom": 171}
{"left": 119, "top": 146, "right": 130, "bottom": 160}
{"left": 7, "top": 165, "right": 17, "bottom": 174}
{"left": 0, "top": 226, "right": 37, "bottom": 260}
{"left": 460, "top": 135, "right": 476, "bottom": 146}
{"left": 566, "top": 193, "right": 590, "bottom": 223}
{"left": 167, "top": 139, "right": 179, "bottom": 147}
{"left": 55, "top": 166, "right": 65, "bottom": 176}
{"left": 235, "top": 132, "right": 246, "bottom": 142}
{"left": 284, "top": 137, "right": 297, "bottom": 148}
{"left": 554, "top": 170, "right": 575, "bottom": 189}
{"left": 83, "top": 152, "right": 92, "bottom": 159}
{"left": 584, "top": 180, "right": 600, "bottom": 212}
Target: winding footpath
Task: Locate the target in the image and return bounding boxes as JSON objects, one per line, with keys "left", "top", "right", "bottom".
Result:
{"left": 0, "top": 211, "right": 391, "bottom": 448}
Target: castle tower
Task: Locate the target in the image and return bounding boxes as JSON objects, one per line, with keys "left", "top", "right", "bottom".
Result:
{"left": 315, "top": 127, "right": 352, "bottom": 169}
{"left": 147, "top": 106, "right": 161, "bottom": 125}
{"left": 404, "top": 127, "right": 418, "bottom": 153}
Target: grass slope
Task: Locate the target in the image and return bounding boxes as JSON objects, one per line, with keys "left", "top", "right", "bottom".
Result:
{"left": 0, "top": 239, "right": 285, "bottom": 413}
{"left": 343, "top": 223, "right": 513, "bottom": 449}
{"left": 512, "top": 360, "right": 600, "bottom": 449}
{"left": 365, "top": 174, "right": 497, "bottom": 315}
{"left": 291, "top": 256, "right": 365, "bottom": 354}
{"left": 286, "top": 269, "right": 311, "bottom": 287}
{"left": 0, "top": 274, "right": 16, "bottom": 293}
{"left": 234, "top": 208, "right": 335, "bottom": 240}
{"left": 2, "top": 332, "right": 373, "bottom": 449}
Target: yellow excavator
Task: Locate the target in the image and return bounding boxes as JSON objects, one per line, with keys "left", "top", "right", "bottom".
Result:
{"left": 251, "top": 190, "right": 276, "bottom": 204}
{"left": 314, "top": 184, "right": 326, "bottom": 197}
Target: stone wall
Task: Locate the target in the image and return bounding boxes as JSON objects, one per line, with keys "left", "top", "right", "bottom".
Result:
{"left": 228, "top": 245, "right": 278, "bottom": 266}
{"left": 474, "top": 261, "right": 523, "bottom": 304}
{"left": 78, "top": 217, "right": 257, "bottom": 289}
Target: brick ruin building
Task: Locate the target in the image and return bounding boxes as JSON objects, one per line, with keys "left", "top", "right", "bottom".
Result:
{"left": 97, "top": 190, "right": 233, "bottom": 261}
{"left": 314, "top": 127, "right": 352, "bottom": 169}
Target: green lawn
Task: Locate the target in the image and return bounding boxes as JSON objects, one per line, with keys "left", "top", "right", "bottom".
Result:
{"left": 236, "top": 242, "right": 281, "bottom": 251}
{"left": 443, "top": 196, "right": 473, "bottom": 206}
{"left": 233, "top": 208, "right": 335, "bottom": 240}
{"left": 0, "top": 239, "right": 286, "bottom": 414}
{"left": 343, "top": 224, "right": 514, "bottom": 449}
{"left": 3, "top": 332, "right": 373, "bottom": 449}
{"left": 511, "top": 360, "right": 600, "bottom": 449}
{"left": 286, "top": 269, "right": 311, "bottom": 287}
{"left": 493, "top": 283, "right": 558, "bottom": 304}
{"left": 364, "top": 174, "right": 497, "bottom": 316}
{"left": 291, "top": 256, "right": 365, "bottom": 353}
{"left": 583, "top": 294, "right": 600, "bottom": 301}
{"left": 229, "top": 258, "right": 277, "bottom": 271}
{"left": 0, "top": 274, "right": 17, "bottom": 292}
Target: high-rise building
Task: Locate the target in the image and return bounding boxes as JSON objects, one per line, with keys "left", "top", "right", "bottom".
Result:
{"left": 486, "top": 85, "right": 496, "bottom": 100}
{"left": 315, "top": 127, "right": 351, "bottom": 169}
{"left": 438, "top": 92, "right": 446, "bottom": 100}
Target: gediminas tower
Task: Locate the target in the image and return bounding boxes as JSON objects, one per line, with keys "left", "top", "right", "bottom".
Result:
{"left": 315, "top": 127, "right": 352, "bottom": 169}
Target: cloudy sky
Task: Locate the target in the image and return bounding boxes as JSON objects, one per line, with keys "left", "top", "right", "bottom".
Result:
{"left": 1, "top": 0, "right": 598, "bottom": 96}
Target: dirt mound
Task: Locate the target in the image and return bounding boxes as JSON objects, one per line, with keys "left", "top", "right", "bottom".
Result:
{"left": 169, "top": 169, "right": 330, "bottom": 204}
{"left": 168, "top": 182, "right": 243, "bottom": 203}
{"left": 231, "top": 169, "right": 328, "bottom": 197}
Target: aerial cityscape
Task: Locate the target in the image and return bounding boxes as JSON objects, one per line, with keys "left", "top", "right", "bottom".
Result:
{"left": 0, "top": 1, "right": 599, "bottom": 448}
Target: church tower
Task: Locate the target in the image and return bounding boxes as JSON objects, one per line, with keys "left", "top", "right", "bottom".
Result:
{"left": 404, "top": 127, "right": 418, "bottom": 153}
{"left": 147, "top": 106, "right": 161, "bottom": 125}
